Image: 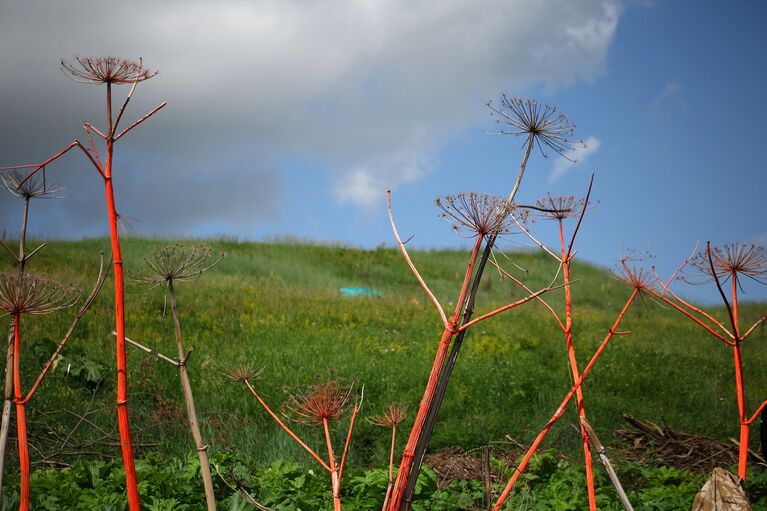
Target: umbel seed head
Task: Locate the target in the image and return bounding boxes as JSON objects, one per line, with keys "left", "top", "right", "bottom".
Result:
{"left": 367, "top": 403, "right": 408, "bottom": 428}
{"left": 435, "top": 193, "right": 520, "bottom": 237}
{"left": 0, "top": 273, "right": 78, "bottom": 315}
{"left": 487, "top": 95, "right": 582, "bottom": 159}
{"left": 535, "top": 194, "right": 592, "bottom": 221}
{"left": 690, "top": 243, "right": 767, "bottom": 284}
{"left": 61, "top": 56, "right": 157, "bottom": 85}
{"left": 1, "top": 170, "right": 64, "bottom": 200}
{"left": 131, "top": 244, "right": 223, "bottom": 289}
{"left": 225, "top": 365, "right": 263, "bottom": 383}
{"left": 282, "top": 381, "right": 354, "bottom": 426}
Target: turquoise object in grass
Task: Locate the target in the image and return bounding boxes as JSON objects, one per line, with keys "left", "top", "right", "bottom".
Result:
{"left": 339, "top": 287, "right": 382, "bottom": 298}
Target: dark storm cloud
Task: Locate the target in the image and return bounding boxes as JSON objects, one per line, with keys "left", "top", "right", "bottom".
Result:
{"left": 1, "top": 0, "right": 621, "bottom": 237}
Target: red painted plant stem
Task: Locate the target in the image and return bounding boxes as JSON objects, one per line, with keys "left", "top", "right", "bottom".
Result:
{"left": 494, "top": 289, "right": 638, "bottom": 510}
{"left": 387, "top": 236, "right": 483, "bottom": 511}
{"left": 103, "top": 83, "right": 140, "bottom": 509}
{"left": 731, "top": 276, "right": 749, "bottom": 481}
{"left": 324, "top": 418, "right": 342, "bottom": 511}
{"left": 13, "top": 314, "right": 29, "bottom": 511}
{"left": 559, "top": 221, "right": 596, "bottom": 510}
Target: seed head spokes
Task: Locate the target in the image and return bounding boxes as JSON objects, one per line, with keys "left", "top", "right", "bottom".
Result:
{"left": 614, "top": 252, "right": 656, "bottom": 294}
{"left": 487, "top": 95, "right": 582, "bottom": 159}
{"left": 282, "top": 381, "right": 354, "bottom": 426}
{"left": 2, "top": 169, "right": 64, "bottom": 200}
{"left": 689, "top": 243, "right": 767, "bottom": 285}
{"left": 131, "top": 244, "right": 224, "bottom": 289}
{"left": 0, "top": 273, "right": 79, "bottom": 315}
{"left": 225, "top": 365, "right": 264, "bottom": 383}
{"left": 367, "top": 403, "right": 408, "bottom": 428}
{"left": 535, "top": 194, "right": 595, "bottom": 221}
{"left": 435, "top": 193, "right": 517, "bottom": 237}
{"left": 61, "top": 56, "right": 157, "bottom": 85}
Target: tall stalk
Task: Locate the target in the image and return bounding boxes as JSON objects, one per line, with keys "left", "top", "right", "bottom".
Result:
{"left": 645, "top": 242, "right": 767, "bottom": 482}
{"left": 0, "top": 171, "right": 62, "bottom": 501}
{"left": 392, "top": 96, "right": 581, "bottom": 510}
{"left": 11, "top": 314, "right": 28, "bottom": 511}
{"left": 129, "top": 244, "right": 222, "bottom": 509}
{"left": 1, "top": 57, "right": 163, "bottom": 508}
{"left": 169, "top": 280, "right": 217, "bottom": 510}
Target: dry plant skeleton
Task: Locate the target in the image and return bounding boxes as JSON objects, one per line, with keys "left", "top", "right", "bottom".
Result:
{"left": 128, "top": 244, "right": 223, "bottom": 511}
{"left": 0, "top": 56, "right": 166, "bottom": 509}
{"left": 368, "top": 404, "right": 408, "bottom": 511}
{"left": 0, "top": 256, "right": 107, "bottom": 511}
{"left": 387, "top": 97, "right": 581, "bottom": 510}
{"left": 493, "top": 260, "right": 647, "bottom": 509}
{"left": 496, "top": 176, "right": 600, "bottom": 509}
{"left": 642, "top": 242, "right": 767, "bottom": 482}
{"left": 0, "top": 170, "right": 64, "bottom": 500}
{"left": 230, "top": 371, "right": 362, "bottom": 511}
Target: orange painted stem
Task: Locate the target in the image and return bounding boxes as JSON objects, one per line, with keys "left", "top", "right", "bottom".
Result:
{"left": 103, "top": 137, "right": 140, "bottom": 509}
{"left": 324, "top": 418, "right": 342, "bottom": 511}
{"left": 388, "top": 236, "right": 482, "bottom": 511}
{"left": 494, "top": 290, "right": 638, "bottom": 510}
{"left": 243, "top": 380, "right": 331, "bottom": 471}
{"left": 559, "top": 222, "right": 596, "bottom": 511}
{"left": 731, "top": 276, "right": 749, "bottom": 481}
{"left": 13, "top": 314, "right": 30, "bottom": 511}
{"left": 381, "top": 425, "right": 397, "bottom": 511}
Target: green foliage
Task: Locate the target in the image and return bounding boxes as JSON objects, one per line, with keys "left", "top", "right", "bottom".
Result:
{"left": 3, "top": 452, "right": 764, "bottom": 510}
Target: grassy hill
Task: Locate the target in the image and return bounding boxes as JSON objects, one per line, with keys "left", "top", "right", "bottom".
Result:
{"left": 1, "top": 237, "right": 765, "bottom": 472}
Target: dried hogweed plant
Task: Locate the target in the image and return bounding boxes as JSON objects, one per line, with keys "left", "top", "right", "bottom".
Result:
{"left": 385, "top": 97, "right": 580, "bottom": 510}
{"left": 367, "top": 404, "right": 407, "bottom": 511}
{"left": 0, "top": 257, "right": 107, "bottom": 511}
{"left": 0, "top": 56, "right": 166, "bottom": 509}
{"left": 230, "top": 371, "right": 362, "bottom": 511}
{"left": 635, "top": 242, "right": 767, "bottom": 482}
{"left": 493, "top": 256, "right": 649, "bottom": 510}
{"left": 489, "top": 177, "right": 604, "bottom": 509}
{"left": 0, "top": 170, "right": 65, "bottom": 501}
{"left": 126, "top": 244, "right": 223, "bottom": 510}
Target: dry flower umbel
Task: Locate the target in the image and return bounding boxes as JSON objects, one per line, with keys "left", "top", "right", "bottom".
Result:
{"left": 689, "top": 243, "right": 767, "bottom": 284}
{"left": 60, "top": 56, "right": 157, "bottom": 85}
{"left": 435, "top": 193, "right": 519, "bottom": 237}
{"left": 0, "top": 274, "right": 78, "bottom": 316}
{"left": 283, "top": 381, "right": 354, "bottom": 427}
{"left": 131, "top": 244, "right": 223, "bottom": 290}
{"left": 487, "top": 96, "right": 581, "bottom": 159}
{"left": 1, "top": 170, "right": 63, "bottom": 200}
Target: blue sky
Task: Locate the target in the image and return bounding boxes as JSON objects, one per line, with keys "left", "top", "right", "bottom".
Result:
{"left": 1, "top": 0, "right": 765, "bottom": 303}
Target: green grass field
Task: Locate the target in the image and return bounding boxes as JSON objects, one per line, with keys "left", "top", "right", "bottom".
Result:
{"left": 2, "top": 236, "right": 764, "bottom": 478}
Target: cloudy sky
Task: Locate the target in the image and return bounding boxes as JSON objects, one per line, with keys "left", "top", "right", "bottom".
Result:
{"left": 1, "top": 0, "right": 766, "bottom": 302}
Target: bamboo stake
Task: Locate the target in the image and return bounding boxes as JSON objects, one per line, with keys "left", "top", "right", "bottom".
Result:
{"left": 581, "top": 418, "right": 634, "bottom": 511}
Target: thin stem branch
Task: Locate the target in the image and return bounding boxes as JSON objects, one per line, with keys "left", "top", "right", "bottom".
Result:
{"left": 489, "top": 255, "right": 565, "bottom": 331}
{"left": 747, "top": 399, "right": 767, "bottom": 426}
{"left": 494, "top": 289, "right": 638, "bottom": 509}
{"left": 21, "top": 254, "right": 108, "bottom": 404}
{"left": 565, "top": 173, "right": 594, "bottom": 260}
{"left": 121, "top": 334, "right": 180, "bottom": 366}
{"left": 387, "top": 191, "right": 448, "bottom": 328}
{"left": 114, "top": 103, "right": 167, "bottom": 141}
{"left": 243, "top": 380, "right": 331, "bottom": 472}
{"left": 457, "top": 285, "right": 557, "bottom": 331}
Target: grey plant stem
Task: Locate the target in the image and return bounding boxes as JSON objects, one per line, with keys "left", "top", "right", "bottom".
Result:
{"left": 400, "top": 133, "right": 535, "bottom": 509}
{"left": 168, "top": 280, "right": 217, "bottom": 511}
{"left": 0, "top": 195, "right": 30, "bottom": 501}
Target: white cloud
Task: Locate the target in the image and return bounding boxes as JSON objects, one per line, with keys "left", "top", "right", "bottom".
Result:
{"left": 651, "top": 80, "right": 681, "bottom": 109}
{"left": 549, "top": 136, "right": 601, "bottom": 182}
{"left": 0, "top": 0, "right": 623, "bottom": 232}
